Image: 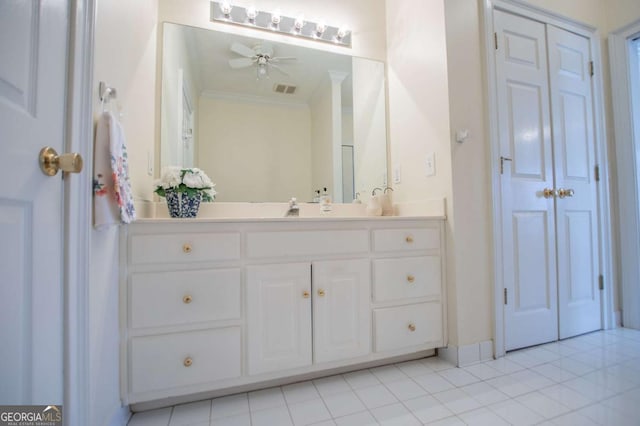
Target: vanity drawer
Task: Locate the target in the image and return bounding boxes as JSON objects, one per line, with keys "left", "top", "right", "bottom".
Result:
{"left": 247, "top": 230, "right": 369, "bottom": 259}
{"left": 373, "top": 302, "right": 442, "bottom": 352}
{"left": 130, "top": 327, "right": 241, "bottom": 394}
{"left": 373, "top": 228, "right": 440, "bottom": 252}
{"left": 373, "top": 256, "right": 441, "bottom": 302}
{"left": 130, "top": 232, "right": 240, "bottom": 265}
{"left": 130, "top": 268, "right": 241, "bottom": 329}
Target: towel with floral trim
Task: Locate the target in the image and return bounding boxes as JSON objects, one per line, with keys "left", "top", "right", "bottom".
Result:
{"left": 93, "top": 111, "right": 136, "bottom": 229}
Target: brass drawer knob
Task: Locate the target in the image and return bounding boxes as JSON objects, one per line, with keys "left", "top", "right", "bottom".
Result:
{"left": 405, "top": 236, "right": 414, "bottom": 244}
{"left": 407, "top": 275, "right": 415, "bottom": 284}
{"left": 183, "top": 295, "right": 193, "bottom": 304}
{"left": 302, "top": 291, "right": 310, "bottom": 299}
{"left": 183, "top": 357, "right": 193, "bottom": 367}
{"left": 182, "top": 243, "right": 192, "bottom": 254}
{"left": 318, "top": 289, "right": 326, "bottom": 297}
{"left": 408, "top": 323, "right": 416, "bottom": 332}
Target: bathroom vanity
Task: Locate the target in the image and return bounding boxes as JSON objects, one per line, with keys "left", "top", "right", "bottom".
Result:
{"left": 120, "top": 207, "right": 446, "bottom": 410}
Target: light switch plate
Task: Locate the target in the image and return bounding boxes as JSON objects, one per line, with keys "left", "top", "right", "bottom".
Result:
{"left": 426, "top": 152, "right": 435, "bottom": 177}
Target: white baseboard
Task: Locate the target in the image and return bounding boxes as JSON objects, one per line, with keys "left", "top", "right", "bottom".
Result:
{"left": 438, "top": 340, "right": 494, "bottom": 367}
{"left": 107, "top": 405, "right": 130, "bottom": 426}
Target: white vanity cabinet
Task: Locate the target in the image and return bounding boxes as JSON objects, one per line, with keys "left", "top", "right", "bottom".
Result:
{"left": 121, "top": 218, "right": 446, "bottom": 409}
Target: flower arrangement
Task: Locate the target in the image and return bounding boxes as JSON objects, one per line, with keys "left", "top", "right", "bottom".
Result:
{"left": 154, "top": 167, "right": 216, "bottom": 202}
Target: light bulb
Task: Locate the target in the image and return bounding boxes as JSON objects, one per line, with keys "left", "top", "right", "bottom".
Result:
{"left": 315, "top": 22, "right": 327, "bottom": 37}
{"left": 293, "top": 15, "right": 305, "bottom": 33}
{"left": 246, "top": 6, "right": 257, "bottom": 22}
{"left": 271, "top": 9, "right": 281, "bottom": 27}
{"left": 336, "top": 26, "right": 350, "bottom": 41}
{"left": 220, "top": 2, "right": 232, "bottom": 17}
{"left": 257, "top": 64, "right": 269, "bottom": 79}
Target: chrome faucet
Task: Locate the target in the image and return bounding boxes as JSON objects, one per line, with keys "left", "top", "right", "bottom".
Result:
{"left": 286, "top": 197, "right": 300, "bottom": 217}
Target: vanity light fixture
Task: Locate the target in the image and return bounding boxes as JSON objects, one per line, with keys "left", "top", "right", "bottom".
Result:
{"left": 210, "top": 1, "right": 352, "bottom": 48}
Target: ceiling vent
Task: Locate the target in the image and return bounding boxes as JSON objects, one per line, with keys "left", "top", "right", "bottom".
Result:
{"left": 273, "top": 84, "right": 297, "bottom": 95}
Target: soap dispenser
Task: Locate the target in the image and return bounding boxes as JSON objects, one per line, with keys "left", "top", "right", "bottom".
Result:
{"left": 320, "top": 187, "right": 332, "bottom": 213}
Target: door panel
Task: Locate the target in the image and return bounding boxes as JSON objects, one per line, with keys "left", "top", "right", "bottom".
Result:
{"left": 312, "top": 259, "right": 370, "bottom": 363}
{"left": 246, "top": 263, "right": 312, "bottom": 375}
{"left": 494, "top": 10, "right": 558, "bottom": 350}
{"left": 547, "top": 25, "right": 601, "bottom": 339}
{"left": 0, "top": 0, "right": 68, "bottom": 404}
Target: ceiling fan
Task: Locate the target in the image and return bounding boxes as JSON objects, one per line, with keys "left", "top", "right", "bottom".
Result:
{"left": 228, "top": 42, "right": 296, "bottom": 79}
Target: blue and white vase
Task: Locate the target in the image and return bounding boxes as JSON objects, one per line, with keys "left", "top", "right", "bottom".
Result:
{"left": 165, "top": 189, "right": 202, "bottom": 218}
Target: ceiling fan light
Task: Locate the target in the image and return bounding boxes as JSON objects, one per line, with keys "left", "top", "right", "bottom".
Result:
{"left": 257, "top": 63, "right": 269, "bottom": 79}
{"left": 220, "top": 2, "right": 232, "bottom": 17}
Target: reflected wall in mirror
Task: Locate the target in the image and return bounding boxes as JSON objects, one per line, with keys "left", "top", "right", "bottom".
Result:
{"left": 161, "top": 22, "right": 388, "bottom": 203}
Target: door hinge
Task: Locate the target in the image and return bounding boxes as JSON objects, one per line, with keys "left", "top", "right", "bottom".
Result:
{"left": 504, "top": 288, "right": 508, "bottom": 305}
{"left": 494, "top": 32, "right": 499, "bottom": 50}
{"left": 599, "top": 275, "right": 604, "bottom": 290}
{"left": 589, "top": 61, "right": 594, "bottom": 77}
{"left": 595, "top": 165, "right": 600, "bottom": 182}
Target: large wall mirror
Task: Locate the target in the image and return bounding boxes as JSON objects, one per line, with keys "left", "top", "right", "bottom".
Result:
{"left": 160, "top": 22, "right": 388, "bottom": 203}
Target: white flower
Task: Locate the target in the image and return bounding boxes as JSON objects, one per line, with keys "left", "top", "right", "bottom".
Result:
{"left": 160, "top": 166, "right": 182, "bottom": 189}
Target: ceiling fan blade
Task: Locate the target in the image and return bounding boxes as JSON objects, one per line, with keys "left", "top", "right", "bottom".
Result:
{"left": 270, "top": 63, "right": 290, "bottom": 77}
{"left": 230, "top": 42, "right": 256, "bottom": 58}
{"left": 270, "top": 56, "right": 297, "bottom": 63}
{"left": 228, "top": 57, "right": 254, "bottom": 69}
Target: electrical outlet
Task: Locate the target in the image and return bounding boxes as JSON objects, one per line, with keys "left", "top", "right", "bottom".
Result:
{"left": 425, "top": 152, "right": 435, "bottom": 177}
{"left": 393, "top": 165, "right": 401, "bottom": 184}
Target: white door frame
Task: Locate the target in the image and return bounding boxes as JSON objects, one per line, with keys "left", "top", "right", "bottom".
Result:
{"left": 481, "top": 0, "right": 615, "bottom": 357}
{"left": 609, "top": 19, "right": 640, "bottom": 330}
{"left": 64, "top": 0, "right": 95, "bottom": 424}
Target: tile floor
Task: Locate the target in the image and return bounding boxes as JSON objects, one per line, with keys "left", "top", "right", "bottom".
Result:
{"left": 128, "top": 328, "right": 640, "bottom": 425}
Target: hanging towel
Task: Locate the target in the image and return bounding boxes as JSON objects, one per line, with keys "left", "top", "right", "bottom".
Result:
{"left": 93, "top": 111, "right": 136, "bottom": 229}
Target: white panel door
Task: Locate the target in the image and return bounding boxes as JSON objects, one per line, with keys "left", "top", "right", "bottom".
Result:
{"left": 494, "top": 10, "right": 559, "bottom": 350}
{"left": 0, "top": 1, "right": 68, "bottom": 404}
{"left": 547, "top": 25, "right": 601, "bottom": 339}
{"left": 247, "top": 263, "right": 312, "bottom": 375}
{"left": 312, "top": 259, "right": 371, "bottom": 363}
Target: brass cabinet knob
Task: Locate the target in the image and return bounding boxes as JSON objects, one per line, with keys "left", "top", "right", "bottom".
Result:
{"left": 182, "top": 243, "right": 192, "bottom": 254}
{"left": 407, "top": 275, "right": 415, "bottom": 284}
{"left": 557, "top": 188, "right": 575, "bottom": 198}
{"left": 543, "top": 188, "right": 557, "bottom": 199}
{"left": 302, "top": 291, "right": 310, "bottom": 299}
{"left": 39, "top": 146, "right": 84, "bottom": 176}
{"left": 408, "top": 323, "right": 416, "bottom": 332}
{"left": 405, "top": 236, "right": 414, "bottom": 244}
{"left": 318, "top": 289, "right": 326, "bottom": 297}
{"left": 183, "top": 295, "right": 193, "bottom": 304}
{"left": 183, "top": 357, "right": 193, "bottom": 367}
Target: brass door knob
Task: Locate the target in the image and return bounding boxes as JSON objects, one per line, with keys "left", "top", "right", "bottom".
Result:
{"left": 183, "top": 357, "right": 193, "bottom": 367}
{"left": 317, "top": 289, "right": 326, "bottom": 297}
{"left": 557, "top": 188, "right": 575, "bottom": 198}
{"left": 182, "top": 243, "right": 192, "bottom": 254}
{"left": 407, "top": 275, "right": 415, "bottom": 283}
{"left": 408, "top": 323, "right": 416, "bottom": 332}
{"left": 405, "top": 236, "right": 414, "bottom": 244}
{"left": 543, "top": 188, "right": 557, "bottom": 199}
{"left": 39, "top": 146, "right": 83, "bottom": 176}
{"left": 302, "top": 291, "right": 310, "bottom": 299}
{"left": 183, "top": 295, "right": 193, "bottom": 304}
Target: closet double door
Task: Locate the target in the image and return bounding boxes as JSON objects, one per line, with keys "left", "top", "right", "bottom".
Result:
{"left": 494, "top": 10, "right": 601, "bottom": 351}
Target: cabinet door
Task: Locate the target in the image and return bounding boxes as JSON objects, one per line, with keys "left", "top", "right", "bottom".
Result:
{"left": 312, "top": 259, "right": 371, "bottom": 363}
{"left": 247, "top": 263, "right": 312, "bottom": 375}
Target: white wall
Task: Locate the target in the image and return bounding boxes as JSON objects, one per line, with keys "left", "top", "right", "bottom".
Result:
{"left": 198, "top": 96, "right": 312, "bottom": 202}
{"left": 92, "top": 0, "right": 158, "bottom": 425}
